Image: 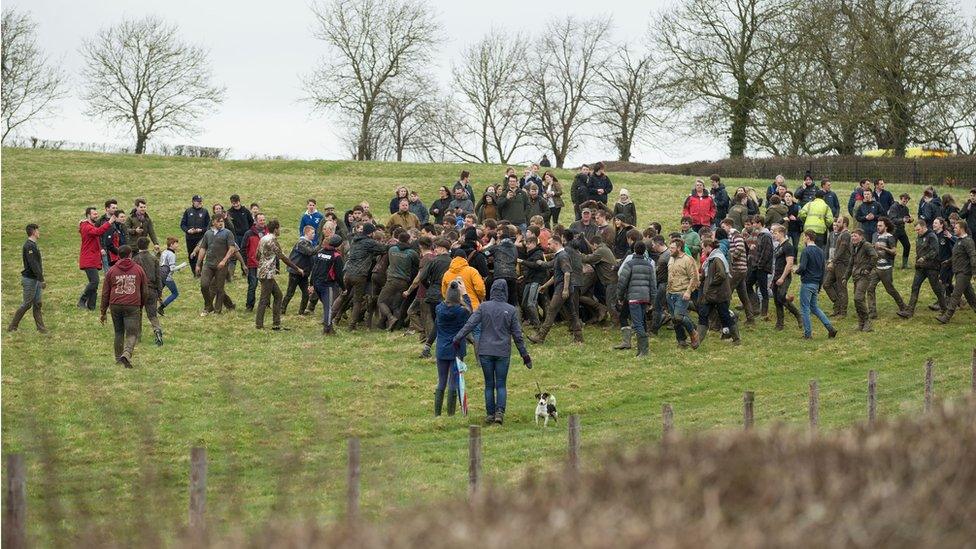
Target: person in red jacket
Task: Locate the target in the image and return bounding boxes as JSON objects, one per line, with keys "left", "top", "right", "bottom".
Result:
{"left": 79, "top": 206, "right": 115, "bottom": 310}
{"left": 682, "top": 179, "right": 717, "bottom": 231}
{"left": 240, "top": 213, "right": 269, "bottom": 311}
{"left": 100, "top": 245, "right": 148, "bottom": 368}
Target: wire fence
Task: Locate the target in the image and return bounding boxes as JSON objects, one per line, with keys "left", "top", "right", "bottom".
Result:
{"left": 3, "top": 349, "right": 975, "bottom": 547}
{"left": 604, "top": 155, "right": 976, "bottom": 186}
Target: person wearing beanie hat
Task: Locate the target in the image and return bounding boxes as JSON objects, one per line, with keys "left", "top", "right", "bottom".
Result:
{"left": 613, "top": 189, "right": 637, "bottom": 226}
{"left": 307, "top": 232, "right": 345, "bottom": 334}
{"left": 429, "top": 279, "right": 471, "bottom": 417}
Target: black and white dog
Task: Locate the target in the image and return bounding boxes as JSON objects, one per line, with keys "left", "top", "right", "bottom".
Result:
{"left": 534, "top": 392, "right": 558, "bottom": 427}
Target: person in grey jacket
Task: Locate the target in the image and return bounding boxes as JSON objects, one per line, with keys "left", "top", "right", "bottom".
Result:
{"left": 453, "top": 279, "right": 531, "bottom": 426}
{"left": 617, "top": 241, "right": 657, "bottom": 357}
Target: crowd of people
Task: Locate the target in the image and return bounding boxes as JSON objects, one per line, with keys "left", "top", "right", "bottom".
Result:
{"left": 8, "top": 164, "right": 976, "bottom": 424}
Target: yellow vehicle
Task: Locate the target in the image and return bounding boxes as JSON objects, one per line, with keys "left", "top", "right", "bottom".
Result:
{"left": 862, "top": 148, "right": 951, "bottom": 158}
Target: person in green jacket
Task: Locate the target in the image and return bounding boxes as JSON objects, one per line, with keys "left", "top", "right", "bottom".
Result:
{"left": 799, "top": 190, "right": 835, "bottom": 249}
{"left": 680, "top": 216, "right": 701, "bottom": 259}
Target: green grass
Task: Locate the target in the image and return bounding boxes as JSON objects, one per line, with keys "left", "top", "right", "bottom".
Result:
{"left": 2, "top": 148, "right": 974, "bottom": 542}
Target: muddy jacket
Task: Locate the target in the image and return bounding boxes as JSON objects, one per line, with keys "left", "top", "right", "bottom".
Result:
{"left": 765, "top": 204, "right": 788, "bottom": 227}
{"left": 486, "top": 238, "right": 518, "bottom": 280}
{"left": 915, "top": 230, "right": 940, "bottom": 270}
{"left": 520, "top": 246, "right": 549, "bottom": 286}
{"left": 583, "top": 243, "right": 618, "bottom": 286}
{"left": 753, "top": 229, "right": 774, "bottom": 274}
{"left": 830, "top": 230, "right": 852, "bottom": 269}
{"left": 950, "top": 234, "right": 976, "bottom": 276}
{"left": 387, "top": 243, "right": 420, "bottom": 282}
{"left": 344, "top": 234, "right": 389, "bottom": 278}
{"left": 847, "top": 241, "right": 877, "bottom": 280}
{"left": 133, "top": 250, "right": 163, "bottom": 295}
{"left": 101, "top": 258, "right": 148, "bottom": 314}
{"left": 125, "top": 211, "right": 158, "bottom": 246}
{"left": 701, "top": 250, "right": 732, "bottom": 303}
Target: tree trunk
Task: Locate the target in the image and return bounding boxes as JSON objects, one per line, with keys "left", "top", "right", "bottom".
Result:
{"left": 728, "top": 98, "right": 750, "bottom": 158}
{"left": 617, "top": 140, "right": 631, "bottom": 162}
{"left": 554, "top": 150, "right": 566, "bottom": 169}
{"left": 135, "top": 133, "right": 147, "bottom": 155}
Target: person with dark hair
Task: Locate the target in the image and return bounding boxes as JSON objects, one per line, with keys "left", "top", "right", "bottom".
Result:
{"left": 453, "top": 278, "right": 531, "bottom": 426}
{"left": 282, "top": 225, "right": 319, "bottom": 316}
{"left": 448, "top": 186, "right": 475, "bottom": 216}
{"left": 541, "top": 171, "right": 563, "bottom": 227}
{"left": 867, "top": 218, "right": 908, "bottom": 317}
{"left": 429, "top": 186, "right": 452, "bottom": 225}
{"left": 299, "top": 198, "right": 324, "bottom": 246}
{"left": 728, "top": 192, "right": 750, "bottom": 231}
{"left": 960, "top": 188, "right": 976, "bottom": 237}
{"left": 855, "top": 189, "right": 883, "bottom": 242}
{"left": 240, "top": 213, "right": 268, "bottom": 311}
{"left": 132, "top": 236, "right": 164, "bottom": 345}
{"left": 746, "top": 216, "right": 774, "bottom": 320}
{"left": 823, "top": 217, "right": 851, "bottom": 318}
{"left": 799, "top": 189, "right": 834, "bottom": 249}
{"left": 100, "top": 244, "right": 148, "bottom": 368}
{"left": 98, "top": 199, "right": 119, "bottom": 271}
{"left": 255, "top": 219, "right": 304, "bottom": 330}
{"left": 721, "top": 218, "right": 755, "bottom": 324}
{"left": 617, "top": 240, "right": 657, "bottom": 356}
{"left": 195, "top": 215, "right": 243, "bottom": 316}
{"left": 332, "top": 224, "right": 391, "bottom": 330}
{"left": 125, "top": 198, "right": 159, "bottom": 252}
{"left": 587, "top": 162, "right": 613, "bottom": 205}
{"left": 794, "top": 174, "right": 817, "bottom": 206}
{"left": 101, "top": 211, "right": 127, "bottom": 267}
{"left": 874, "top": 179, "right": 894, "bottom": 213}
{"left": 528, "top": 235, "right": 583, "bottom": 344}
{"left": 709, "top": 175, "right": 729, "bottom": 226}
{"left": 820, "top": 178, "right": 841, "bottom": 218}
{"left": 497, "top": 175, "right": 529, "bottom": 229}
{"left": 847, "top": 179, "right": 871, "bottom": 217}
{"left": 936, "top": 220, "right": 976, "bottom": 324}
{"left": 897, "top": 220, "right": 947, "bottom": 318}
{"left": 682, "top": 179, "right": 715, "bottom": 232}
{"left": 307, "top": 234, "right": 345, "bottom": 334}
{"left": 158, "top": 237, "right": 187, "bottom": 315}
{"left": 929, "top": 217, "right": 956, "bottom": 312}
{"left": 888, "top": 193, "right": 913, "bottom": 268}
{"left": 571, "top": 164, "right": 591, "bottom": 220}
{"left": 377, "top": 231, "right": 420, "bottom": 330}
{"left": 455, "top": 171, "right": 475, "bottom": 203}
{"left": 666, "top": 237, "right": 700, "bottom": 349}
{"left": 847, "top": 229, "right": 877, "bottom": 332}
{"left": 918, "top": 189, "right": 940, "bottom": 227}
{"left": 181, "top": 195, "right": 210, "bottom": 275}
{"left": 8, "top": 223, "right": 47, "bottom": 333}
{"left": 697, "top": 237, "right": 740, "bottom": 345}
{"left": 79, "top": 206, "right": 115, "bottom": 310}
{"left": 796, "top": 230, "right": 837, "bottom": 339}
{"left": 770, "top": 225, "right": 802, "bottom": 331}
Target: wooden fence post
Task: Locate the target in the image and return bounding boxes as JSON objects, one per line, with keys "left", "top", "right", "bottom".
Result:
{"left": 346, "top": 438, "right": 360, "bottom": 520}
{"left": 868, "top": 370, "right": 877, "bottom": 426}
{"left": 189, "top": 447, "right": 207, "bottom": 534}
{"left": 567, "top": 415, "right": 581, "bottom": 474}
{"left": 743, "top": 391, "right": 755, "bottom": 430}
{"left": 971, "top": 348, "right": 975, "bottom": 394}
{"left": 809, "top": 381, "right": 819, "bottom": 430}
{"left": 3, "top": 454, "right": 26, "bottom": 549}
{"left": 468, "top": 426, "right": 481, "bottom": 497}
{"left": 924, "top": 358, "right": 934, "bottom": 414}
{"left": 662, "top": 404, "right": 674, "bottom": 436}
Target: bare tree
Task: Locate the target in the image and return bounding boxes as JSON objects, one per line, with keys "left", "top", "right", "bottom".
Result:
{"left": 375, "top": 80, "right": 438, "bottom": 161}
{"left": 80, "top": 16, "right": 224, "bottom": 154}
{"left": 1, "top": 8, "right": 66, "bottom": 143}
{"left": 528, "top": 15, "right": 612, "bottom": 168}
{"left": 593, "top": 44, "right": 661, "bottom": 162}
{"left": 842, "top": 0, "right": 976, "bottom": 156}
{"left": 304, "top": 0, "right": 440, "bottom": 161}
{"left": 437, "top": 30, "right": 534, "bottom": 164}
{"left": 654, "top": 0, "right": 798, "bottom": 158}
{"left": 750, "top": 50, "right": 824, "bottom": 156}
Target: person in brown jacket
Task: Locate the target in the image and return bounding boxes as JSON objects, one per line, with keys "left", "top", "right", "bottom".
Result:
{"left": 696, "top": 238, "right": 739, "bottom": 345}
{"left": 132, "top": 237, "right": 165, "bottom": 346}
{"left": 823, "top": 217, "right": 851, "bottom": 317}
{"left": 847, "top": 229, "right": 878, "bottom": 332}
{"left": 100, "top": 245, "right": 148, "bottom": 368}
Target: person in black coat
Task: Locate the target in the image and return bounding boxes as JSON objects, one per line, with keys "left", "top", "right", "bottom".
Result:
{"left": 587, "top": 162, "right": 613, "bottom": 204}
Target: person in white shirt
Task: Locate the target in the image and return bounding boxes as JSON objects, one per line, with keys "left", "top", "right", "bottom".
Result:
{"left": 158, "top": 237, "right": 188, "bottom": 315}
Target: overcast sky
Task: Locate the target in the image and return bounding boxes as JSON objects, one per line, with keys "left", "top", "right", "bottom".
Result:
{"left": 8, "top": 0, "right": 976, "bottom": 164}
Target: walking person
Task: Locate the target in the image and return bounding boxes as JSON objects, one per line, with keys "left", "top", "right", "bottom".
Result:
{"left": 888, "top": 193, "right": 913, "bottom": 268}
{"left": 132, "top": 237, "right": 165, "bottom": 345}
{"left": 100, "top": 245, "right": 148, "bottom": 368}
{"left": 847, "top": 229, "right": 878, "bottom": 332}
{"left": 180, "top": 195, "right": 210, "bottom": 275}
{"left": 281, "top": 225, "right": 319, "bottom": 316}
{"left": 721, "top": 218, "right": 755, "bottom": 324}
{"left": 255, "top": 219, "right": 304, "bottom": 330}
{"left": 867, "top": 218, "right": 907, "bottom": 317}
{"left": 745, "top": 216, "right": 773, "bottom": 320}
{"left": 936, "top": 220, "right": 976, "bottom": 323}
{"left": 97, "top": 199, "right": 119, "bottom": 272}
{"left": 771, "top": 225, "right": 803, "bottom": 331}
{"left": 195, "top": 215, "right": 244, "bottom": 316}
{"left": 240, "top": 213, "right": 268, "bottom": 311}
{"left": 617, "top": 241, "right": 657, "bottom": 356}
{"left": 527, "top": 235, "right": 583, "bottom": 345}
{"left": 796, "top": 230, "right": 838, "bottom": 340}
{"left": 7, "top": 223, "right": 47, "bottom": 333}
{"left": 453, "top": 279, "right": 532, "bottom": 426}
{"left": 798, "top": 189, "right": 834, "bottom": 249}
{"left": 823, "top": 217, "right": 852, "bottom": 317}
{"left": 125, "top": 198, "right": 159, "bottom": 253}
{"left": 898, "top": 220, "right": 948, "bottom": 318}
{"left": 307, "top": 235, "right": 345, "bottom": 334}
{"left": 158, "top": 237, "right": 188, "bottom": 315}
{"left": 430, "top": 280, "right": 471, "bottom": 416}
{"left": 666, "top": 237, "right": 701, "bottom": 349}
{"left": 79, "top": 207, "right": 115, "bottom": 310}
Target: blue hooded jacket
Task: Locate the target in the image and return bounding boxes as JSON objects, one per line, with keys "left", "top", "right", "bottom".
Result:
{"left": 435, "top": 301, "right": 470, "bottom": 360}
{"left": 453, "top": 279, "right": 528, "bottom": 358}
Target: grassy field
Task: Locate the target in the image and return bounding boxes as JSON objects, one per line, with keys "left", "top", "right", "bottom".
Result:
{"left": 2, "top": 148, "right": 974, "bottom": 542}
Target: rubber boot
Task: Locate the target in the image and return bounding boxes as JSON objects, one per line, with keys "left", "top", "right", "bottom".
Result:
{"left": 901, "top": 257, "right": 909, "bottom": 269}
{"left": 493, "top": 408, "right": 505, "bottom": 425}
{"left": 729, "top": 323, "right": 741, "bottom": 344}
{"left": 760, "top": 299, "right": 769, "bottom": 321}
{"left": 613, "top": 327, "right": 633, "bottom": 350}
{"left": 936, "top": 308, "right": 954, "bottom": 324}
{"left": 446, "top": 390, "right": 457, "bottom": 416}
{"left": 898, "top": 296, "right": 917, "bottom": 318}
{"left": 693, "top": 324, "right": 707, "bottom": 348}
{"left": 7, "top": 305, "right": 29, "bottom": 332}
{"left": 635, "top": 334, "right": 649, "bottom": 357}
{"left": 862, "top": 317, "right": 873, "bottom": 332}
{"left": 774, "top": 307, "right": 784, "bottom": 331}
{"left": 434, "top": 390, "right": 445, "bottom": 416}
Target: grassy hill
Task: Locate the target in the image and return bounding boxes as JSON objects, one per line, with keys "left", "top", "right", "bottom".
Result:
{"left": 2, "top": 148, "right": 974, "bottom": 543}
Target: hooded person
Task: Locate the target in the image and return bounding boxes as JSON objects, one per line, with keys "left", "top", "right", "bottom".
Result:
{"left": 452, "top": 279, "right": 531, "bottom": 426}
{"left": 441, "top": 249, "right": 486, "bottom": 310}
{"left": 100, "top": 245, "right": 148, "bottom": 367}
{"left": 431, "top": 280, "right": 472, "bottom": 417}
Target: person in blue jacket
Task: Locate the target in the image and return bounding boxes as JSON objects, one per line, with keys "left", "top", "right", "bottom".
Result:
{"left": 433, "top": 280, "right": 471, "bottom": 417}
{"left": 453, "top": 279, "right": 531, "bottom": 426}
{"left": 299, "top": 199, "right": 324, "bottom": 246}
